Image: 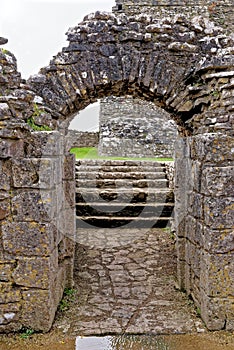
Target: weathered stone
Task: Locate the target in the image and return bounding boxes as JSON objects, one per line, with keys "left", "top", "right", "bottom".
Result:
{"left": 0, "top": 103, "right": 11, "bottom": 120}
{"left": 25, "top": 131, "right": 63, "bottom": 158}
{"left": 200, "top": 291, "right": 226, "bottom": 331}
{"left": 202, "top": 227, "right": 234, "bottom": 254}
{"left": 12, "top": 252, "right": 58, "bottom": 289}
{"left": 0, "top": 282, "right": 21, "bottom": 303}
{"left": 63, "top": 153, "right": 75, "bottom": 180}
{"left": 204, "top": 197, "right": 234, "bottom": 229}
{"left": 191, "top": 134, "right": 234, "bottom": 162}
{"left": 0, "top": 160, "right": 11, "bottom": 191}
{"left": 0, "top": 263, "right": 15, "bottom": 282}
{"left": 201, "top": 166, "right": 234, "bottom": 197}
{"left": 0, "top": 139, "right": 24, "bottom": 159}
{"left": 12, "top": 158, "right": 56, "bottom": 189}
{"left": 21, "top": 289, "right": 56, "bottom": 332}
{"left": 2, "top": 222, "right": 56, "bottom": 256}
{"left": 12, "top": 190, "right": 57, "bottom": 222}
{"left": 0, "top": 303, "right": 21, "bottom": 326}
{"left": 200, "top": 251, "right": 234, "bottom": 298}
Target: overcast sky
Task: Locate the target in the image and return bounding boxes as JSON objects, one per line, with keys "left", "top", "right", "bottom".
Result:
{"left": 0, "top": 0, "right": 114, "bottom": 130}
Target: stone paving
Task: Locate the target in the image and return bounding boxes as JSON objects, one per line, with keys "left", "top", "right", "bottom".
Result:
{"left": 55, "top": 228, "right": 205, "bottom": 336}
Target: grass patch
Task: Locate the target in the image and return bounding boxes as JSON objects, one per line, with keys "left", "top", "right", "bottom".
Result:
{"left": 70, "top": 147, "right": 173, "bottom": 162}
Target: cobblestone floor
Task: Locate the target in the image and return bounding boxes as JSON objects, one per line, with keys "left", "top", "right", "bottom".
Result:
{"left": 55, "top": 228, "right": 205, "bottom": 336}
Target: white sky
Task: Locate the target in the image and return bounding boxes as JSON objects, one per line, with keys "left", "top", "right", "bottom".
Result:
{"left": 0, "top": 0, "right": 114, "bottom": 131}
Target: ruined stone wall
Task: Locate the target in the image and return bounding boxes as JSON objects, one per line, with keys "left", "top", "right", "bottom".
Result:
{"left": 0, "top": 7, "right": 233, "bottom": 333}
{"left": 66, "top": 130, "right": 99, "bottom": 150}
{"left": 113, "top": 0, "right": 234, "bottom": 34}
{"left": 99, "top": 96, "right": 177, "bottom": 158}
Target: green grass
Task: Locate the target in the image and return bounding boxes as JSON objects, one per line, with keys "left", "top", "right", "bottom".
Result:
{"left": 70, "top": 147, "right": 173, "bottom": 162}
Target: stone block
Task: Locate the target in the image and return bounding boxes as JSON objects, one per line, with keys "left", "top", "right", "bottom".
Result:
{"left": 0, "top": 282, "right": 21, "bottom": 303}
{"left": 21, "top": 264, "right": 66, "bottom": 331}
{"left": 58, "top": 237, "right": 75, "bottom": 262}
{"left": 2, "top": 221, "right": 56, "bottom": 256}
{"left": 53, "top": 157, "right": 63, "bottom": 185}
{"left": 185, "top": 215, "right": 196, "bottom": 240}
{"left": 21, "top": 289, "right": 56, "bottom": 332}
{"left": 188, "top": 192, "right": 204, "bottom": 219}
{"left": 12, "top": 189, "right": 57, "bottom": 222}
{"left": 185, "top": 217, "right": 203, "bottom": 245}
{"left": 190, "top": 245, "right": 201, "bottom": 279}
{"left": 25, "top": 131, "right": 63, "bottom": 158}
{"left": 62, "top": 208, "right": 76, "bottom": 242}
{"left": 0, "top": 139, "right": 24, "bottom": 159}
{"left": 55, "top": 182, "right": 64, "bottom": 214}
{"left": 0, "top": 103, "right": 11, "bottom": 120}
{"left": 0, "top": 160, "right": 11, "bottom": 191}
{"left": 200, "top": 290, "right": 226, "bottom": 331}
{"left": 204, "top": 196, "right": 234, "bottom": 229}
{"left": 0, "top": 263, "right": 14, "bottom": 282}
{"left": 201, "top": 165, "right": 234, "bottom": 197}
{"left": 225, "top": 299, "right": 234, "bottom": 331}
{"left": 202, "top": 226, "right": 234, "bottom": 254}
{"left": 12, "top": 251, "right": 58, "bottom": 289}
{"left": 191, "top": 160, "right": 202, "bottom": 192}
{"left": 176, "top": 237, "right": 185, "bottom": 260}
{"left": 200, "top": 251, "right": 234, "bottom": 298}
{"left": 63, "top": 180, "right": 76, "bottom": 209}
{"left": 12, "top": 158, "right": 56, "bottom": 189}
{"left": 63, "top": 153, "right": 75, "bottom": 180}
{"left": 191, "top": 133, "right": 234, "bottom": 163}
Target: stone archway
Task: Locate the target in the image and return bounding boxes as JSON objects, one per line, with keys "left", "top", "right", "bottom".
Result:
{"left": 0, "top": 12, "right": 233, "bottom": 332}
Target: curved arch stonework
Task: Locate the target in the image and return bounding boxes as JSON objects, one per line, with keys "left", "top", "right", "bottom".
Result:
{"left": 28, "top": 12, "right": 233, "bottom": 136}
{"left": 0, "top": 11, "right": 233, "bottom": 333}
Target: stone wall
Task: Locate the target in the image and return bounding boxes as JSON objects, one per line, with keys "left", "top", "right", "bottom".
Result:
{"left": 99, "top": 96, "right": 177, "bottom": 158}
{"left": 0, "top": 43, "right": 75, "bottom": 332}
{"left": 66, "top": 130, "right": 99, "bottom": 150}
{"left": 113, "top": 0, "right": 234, "bottom": 34}
{"left": 175, "top": 133, "right": 234, "bottom": 331}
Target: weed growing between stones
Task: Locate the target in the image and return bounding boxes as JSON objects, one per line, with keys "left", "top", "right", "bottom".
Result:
{"left": 27, "top": 116, "right": 52, "bottom": 131}
{"left": 19, "top": 328, "right": 35, "bottom": 339}
{"left": 58, "top": 288, "right": 77, "bottom": 312}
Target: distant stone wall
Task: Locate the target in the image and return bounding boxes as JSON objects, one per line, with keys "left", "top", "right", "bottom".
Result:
{"left": 113, "top": 0, "right": 234, "bottom": 34}
{"left": 99, "top": 96, "right": 177, "bottom": 158}
{"left": 66, "top": 130, "right": 99, "bottom": 150}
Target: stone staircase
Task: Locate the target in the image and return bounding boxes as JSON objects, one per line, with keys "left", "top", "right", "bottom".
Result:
{"left": 75, "top": 159, "right": 174, "bottom": 229}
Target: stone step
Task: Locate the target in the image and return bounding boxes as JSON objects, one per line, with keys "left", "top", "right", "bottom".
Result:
{"left": 76, "top": 165, "right": 166, "bottom": 173}
{"left": 76, "top": 159, "right": 164, "bottom": 167}
{"left": 76, "top": 216, "right": 173, "bottom": 228}
{"left": 76, "top": 202, "right": 174, "bottom": 217}
{"left": 76, "top": 178, "right": 168, "bottom": 189}
{"left": 76, "top": 188, "right": 174, "bottom": 203}
{"left": 76, "top": 171, "right": 167, "bottom": 180}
